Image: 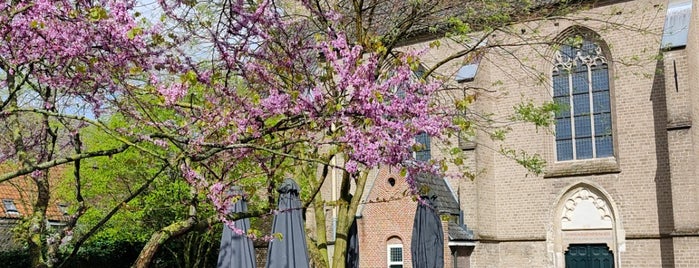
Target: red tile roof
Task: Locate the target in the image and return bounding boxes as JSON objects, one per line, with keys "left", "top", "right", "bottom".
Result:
{"left": 0, "top": 165, "right": 68, "bottom": 222}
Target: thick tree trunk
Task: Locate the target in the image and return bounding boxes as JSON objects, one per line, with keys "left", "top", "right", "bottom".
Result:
{"left": 310, "top": 196, "right": 329, "bottom": 267}
{"left": 331, "top": 170, "right": 367, "bottom": 268}
{"left": 133, "top": 178, "right": 205, "bottom": 268}
{"left": 29, "top": 173, "right": 51, "bottom": 268}
{"left": 6, "top": 69, "right": 50, "bottom": 268}
{"left": 132, "top": 218, "right": 197, "bottom": 268}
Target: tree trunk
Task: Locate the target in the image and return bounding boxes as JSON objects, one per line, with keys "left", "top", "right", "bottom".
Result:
{"left": 331, "top": 170, "right": 368, "bottom": 268}
{"left": 310, "top": 195, "right": 329, "bottom": 267}
{"left": 6, "top": 69, "right": 50, "bottom": 268}
{"left": 29, "top": 172, "right": 51, "bottom": 268}
{"left": 133, "top": 176, "right": 205, "bottom": 268}
{"left": 132, "top": 217, "right": 197, "bottom": 268}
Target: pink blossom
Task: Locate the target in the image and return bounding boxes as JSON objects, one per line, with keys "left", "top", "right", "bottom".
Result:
{"left": 157, "top": 83, "right": 188, "bottom": 105}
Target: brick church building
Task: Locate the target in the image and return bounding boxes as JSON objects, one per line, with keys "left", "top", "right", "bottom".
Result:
{"left": 311, "top": 0, "right": 699, "bottom": 267}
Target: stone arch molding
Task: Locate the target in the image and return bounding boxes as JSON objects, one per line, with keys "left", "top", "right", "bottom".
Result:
{"left": 548, "top": 25, "right": 613, "bottom": 61}
{"left": 561, "top": 187, "right": 613, "bottom": 230}
{"left": 547, "top": 181, "right": 625, "bottom": 268}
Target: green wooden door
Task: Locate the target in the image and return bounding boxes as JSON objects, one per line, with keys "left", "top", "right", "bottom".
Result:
{"left": 565, "top": 244, "right": 613, "bottom": 268}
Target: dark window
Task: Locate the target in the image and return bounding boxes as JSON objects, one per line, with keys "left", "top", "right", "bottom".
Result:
{"left": 388, "top": 177, "right": 396, "bottom": 187}
{"left": 553, "top": 38, "right": 613, "bottom": 161}
{"left": 3, "top": 199, "right": 19, "bottom": 215}
{"left": 415, "top": 132, "right": 431, "bottom": 162}
{"left": 57, "top": 204, "right": 69, "bottom": 216}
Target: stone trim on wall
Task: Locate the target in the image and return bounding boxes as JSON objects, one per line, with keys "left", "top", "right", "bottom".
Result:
{"left": 547, "top": 181, "right": 626, "bottom": 268}
{"left": 544, "top": 157, "right": 620, "bottom": 178}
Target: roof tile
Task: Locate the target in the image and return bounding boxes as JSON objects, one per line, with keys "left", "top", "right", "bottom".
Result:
{"left": 0, "top": 165, "right": 67, "bottom": 221}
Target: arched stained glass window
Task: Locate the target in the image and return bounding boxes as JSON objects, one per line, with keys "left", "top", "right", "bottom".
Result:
{"left": 553, "top": 38, "right": 613, "bottom": 161}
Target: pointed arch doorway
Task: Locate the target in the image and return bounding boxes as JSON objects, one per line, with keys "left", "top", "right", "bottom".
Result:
{"left": 549, "top": 183, "right": 625, "bottom": 268}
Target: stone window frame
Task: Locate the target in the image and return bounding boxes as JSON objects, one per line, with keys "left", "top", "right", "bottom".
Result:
{"left": 545, "top": 27, "right": 620, "bottom": 178}
{"left": 548, "top": 181, "right": 625, "bottom": 268}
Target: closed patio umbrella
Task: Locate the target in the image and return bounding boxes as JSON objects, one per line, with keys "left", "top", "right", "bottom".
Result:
{"left": 217, "top": 187, "right": 256, "bottom": 268}
{"left": 345, "top": 219, "right": 359, "bottom": 268}
{"left": 266, "top": 178, "right": 309, "bottom": 268}
{"left": 411, "top": 190, "right": 444, "bottom": 268}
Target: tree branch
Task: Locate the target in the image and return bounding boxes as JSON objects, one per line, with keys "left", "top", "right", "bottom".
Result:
{"left": 0, "top": 144, "right": 130, "bottom": 183}
{"left": 58, "top": 164, "right": 169, "bottom": 268}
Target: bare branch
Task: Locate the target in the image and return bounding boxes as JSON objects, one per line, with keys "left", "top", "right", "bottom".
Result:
{"left": 0, "top": 145, "right": 130, "bottom": 183}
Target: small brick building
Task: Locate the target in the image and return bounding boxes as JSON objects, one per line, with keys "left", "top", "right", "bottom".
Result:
{"left": 356, "top": 169, "right": 475, "bottom": 268}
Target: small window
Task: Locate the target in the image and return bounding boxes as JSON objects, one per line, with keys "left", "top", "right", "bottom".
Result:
{"left": 455, "top": 39, "right": 487, "bottom": 83}
{"left": 330, "top": 216, "right": 338, "bottom": 242}
{"left": 412, "top": 64, "right": 428, "bottom": 80}
{"left": 387, "top": 244, "right": 403, "bottom": 268}
{"left": 3, "top": 199, "right": 19, "bottom": 216}
{"left": 388, "top": 177, "right": 396, "bottom": 187}
{"left": 414, "top": 132, "right": 431, "bottom": 162}
{"left": 661, "top": 1, "right": 692, "bottom": 49}
{"left": 57, "top": 204, "right": 69, "bottom": 216}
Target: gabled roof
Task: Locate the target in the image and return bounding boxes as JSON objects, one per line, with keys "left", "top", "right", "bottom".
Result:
{"left": 0, "top": 165, "right": 67, "bottom": 222}
{"left": 335, "top": 0, "right": 589, "bottom": 44}
{"left": 448, "top": 221, "right": 474, "bottom": 241}
{"left": 415, "top": 173, "right": 460, "bottom": 215}
{"left": 415, "top": 173, "right": 476, "bottom": 242}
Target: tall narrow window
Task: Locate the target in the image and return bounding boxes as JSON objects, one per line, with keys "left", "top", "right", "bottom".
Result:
{"left": 553, "top": 38, "right": 613, "bottom": 161}
{"left": 387, "top": 244, "right": 404, "bottom": 268}
{"left": 414, "top": 132, "right": 431, "bottom": 162}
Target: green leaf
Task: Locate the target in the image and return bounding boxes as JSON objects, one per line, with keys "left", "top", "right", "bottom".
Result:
{"left": 180, "top": 70, "right": 198, "bottom": 84}
{"left": 88, "top": 6, "right": 109, "bottom": 21}
{"left": 126, "top": 27, "right": 143, "bottom": 40}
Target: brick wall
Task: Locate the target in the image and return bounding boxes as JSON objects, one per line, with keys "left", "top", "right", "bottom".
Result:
{"left": 398, "top": 0, "right": 699, "bottom": 267}
{"left": 330, "top": 0, "right": 699, "bottom": 267}
{"left": 356, "top": 166, "right": 457, "bottom": 268}
{"left": 358, "top": 167, "right": 417, "bottom": 268}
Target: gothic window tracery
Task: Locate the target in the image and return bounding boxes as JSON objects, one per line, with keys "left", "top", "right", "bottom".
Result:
{"left": 553, "top": 37, "right": 613, "bottom": 161}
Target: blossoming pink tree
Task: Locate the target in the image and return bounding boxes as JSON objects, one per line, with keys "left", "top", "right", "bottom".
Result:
{"left": 127, "top": 1, "right": 456, "bottom": 266}
{"left": 2, "top": 0, "right": 627, "bottom": 266}
{"left": 0, "top": 1, "right": 164, "bottom": 267}
{"left": 3, "top": 0, "right": 457, "bottom": 266}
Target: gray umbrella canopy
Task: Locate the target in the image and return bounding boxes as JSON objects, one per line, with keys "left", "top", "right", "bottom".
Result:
{"left": 411, "top": 191, "right": 444, "bottom": 268}
{"left": 217, "top": 188, "right": 256, "bottom": 268}
{"left": 345, "top": 219, "right": 359, "bottom": 268}
{"left": 266, "top": 178, "right": 310, "bottom": 268}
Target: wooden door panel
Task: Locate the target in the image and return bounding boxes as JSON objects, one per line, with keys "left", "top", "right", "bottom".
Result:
{"left": 565, "top": 244, "right": 613, "bottom": 268}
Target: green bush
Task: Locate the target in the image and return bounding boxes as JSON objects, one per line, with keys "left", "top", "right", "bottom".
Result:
{"left": 0, "top": 232, "right": 220, "bottom": 268}
{"left": 0, "top": 249, "right": 30, "bottom": 268}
